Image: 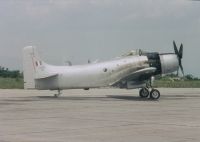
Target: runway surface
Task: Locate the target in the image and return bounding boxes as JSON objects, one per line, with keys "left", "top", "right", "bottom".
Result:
{"left": 0, "top": 88, "right": 200, "bottom": 142}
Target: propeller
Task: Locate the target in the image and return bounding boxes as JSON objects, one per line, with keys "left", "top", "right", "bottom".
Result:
{"left": 173, "top": 41, "right": 184, "bottom": 76}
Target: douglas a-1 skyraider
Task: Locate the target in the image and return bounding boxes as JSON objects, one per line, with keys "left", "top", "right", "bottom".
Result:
{"left": 23, "top": 41, "right": 184, "bottom": 100}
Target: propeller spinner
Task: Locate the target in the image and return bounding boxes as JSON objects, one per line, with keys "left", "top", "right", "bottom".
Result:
{"left": 173, "top": 41, "right": 184, "bottom": 76}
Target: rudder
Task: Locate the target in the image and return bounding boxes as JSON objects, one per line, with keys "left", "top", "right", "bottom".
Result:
{"left": 23, "top": 46, "right": 39, "bottom": 89}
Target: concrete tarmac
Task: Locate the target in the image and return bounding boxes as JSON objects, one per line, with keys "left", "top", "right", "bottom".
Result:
{"left": 0, "top": 88, "right": 200, "bottom": 142}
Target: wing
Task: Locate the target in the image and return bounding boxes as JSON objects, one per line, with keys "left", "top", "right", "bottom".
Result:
{"left": 111, "top": 67, "right": 156, "bottom": 86}
{"left": 124, "top": 67, "right": 156, "bottom": 81}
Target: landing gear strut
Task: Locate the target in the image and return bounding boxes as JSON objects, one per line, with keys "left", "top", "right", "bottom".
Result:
{"left": 54, "top": 90, "right": 62, "bottom": 98}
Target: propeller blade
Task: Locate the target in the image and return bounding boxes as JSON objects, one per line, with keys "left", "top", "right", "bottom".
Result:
{"left": 179, "top": 44, "right": 183, "bottom": 59}
{"left": 173, "top": 41, "right": 179, "bottom": 55}
{"left": 179, "top": 61, "right": 184, "bottom": 76}
{"left": 173, "top": 41, "right": 184, "bottom": 76}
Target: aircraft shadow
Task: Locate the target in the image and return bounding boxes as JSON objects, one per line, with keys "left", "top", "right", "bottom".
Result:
{"left": 37, "top": 95, "right": 154, "bottom": 101}
{"left": 106, "top": 95, "right": 155, "bottom": 101}
{"left": 37, "top": 94, "right": 200, "bottom": 101}
{"left": 1, "top": 94, "right": 199, "bottom": 105}
{"left": 38, "top": 96, "right": 111, "bottom": 101}
{"left": 1, "top": 94, "right": 199, "bottom": 107}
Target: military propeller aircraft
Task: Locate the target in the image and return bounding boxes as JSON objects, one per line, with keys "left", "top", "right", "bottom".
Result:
{"left": 23, "top": 41, "right": 184, "bottom": 100}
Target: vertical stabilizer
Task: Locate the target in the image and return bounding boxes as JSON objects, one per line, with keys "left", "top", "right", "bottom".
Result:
{"left": 23, "top": 46, "right": 39, "bottom": 89}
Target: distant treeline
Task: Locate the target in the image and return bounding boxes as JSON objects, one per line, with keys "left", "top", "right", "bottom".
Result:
{"left": 0, "top": 66, "right": 23, "bottom": 78}
{"left": 156, "top": 74, "right": 200, "bottom": 81}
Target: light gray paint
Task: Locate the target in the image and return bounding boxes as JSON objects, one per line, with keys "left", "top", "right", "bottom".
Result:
{"left": 159, "top": 54, "right": 179, "bottom": 74}
{"left": 23, "top": 46, "right": 179, "bottom": 90}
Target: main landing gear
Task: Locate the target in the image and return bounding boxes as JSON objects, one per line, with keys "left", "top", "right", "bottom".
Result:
{"left": 54, "top": 90, "right": 62, "bottom": 98}
{"left": 139, "top": 78, "right": 160, "bottom": 100}
{"left": 139, "top": 87, "right": 160, "bottom": 100}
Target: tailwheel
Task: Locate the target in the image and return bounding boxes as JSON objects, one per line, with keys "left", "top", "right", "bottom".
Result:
{"left": 139, "top": 87, "right": 149, "bottom": 98}
{"left": 54, "top": 90, "right": 62, "bottom": 98}
{"left": 150, "top": 89, "right": 160, "bottom": 100}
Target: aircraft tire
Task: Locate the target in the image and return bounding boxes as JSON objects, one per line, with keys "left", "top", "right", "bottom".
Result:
{"left": 150, "top": 89, "right": 160, "bottom": 100}
{"left": 139, "top": 88, "right": 149, "bottom": 98}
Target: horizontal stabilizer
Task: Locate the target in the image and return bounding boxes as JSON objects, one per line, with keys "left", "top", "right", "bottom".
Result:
{"left": 35, "top": 73, "right": 58, "bottom": 80}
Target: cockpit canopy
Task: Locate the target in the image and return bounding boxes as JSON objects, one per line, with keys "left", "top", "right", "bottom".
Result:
{"left": 121, "top": 49, "right": 142, "bottom": 57}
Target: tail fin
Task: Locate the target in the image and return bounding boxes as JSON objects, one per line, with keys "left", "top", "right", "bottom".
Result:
{"left": 23, "top": 46, "right": 40, "bottom": 89}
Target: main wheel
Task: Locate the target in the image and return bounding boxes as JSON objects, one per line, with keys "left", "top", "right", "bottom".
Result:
{"left": 150, "top": 89, "right": 160, "bottom": 100}
{"left": 139, "top": 88, "right": 149, "bottom": 98}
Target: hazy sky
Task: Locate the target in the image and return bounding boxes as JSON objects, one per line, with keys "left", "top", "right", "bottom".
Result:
{"left": 0, "top": 0, "right": 200, "bottom": 76}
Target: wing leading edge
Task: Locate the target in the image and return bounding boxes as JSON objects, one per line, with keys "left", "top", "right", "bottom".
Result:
{"left": 111, "top": 67, "right": 156, "bottom": 86}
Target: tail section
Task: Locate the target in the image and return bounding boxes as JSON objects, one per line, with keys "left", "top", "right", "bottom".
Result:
{"left": 23, "top": 46, "right": 58, "bottom": 90}
{"left": 23, "top": 46, "right": 41, "bottom": 89}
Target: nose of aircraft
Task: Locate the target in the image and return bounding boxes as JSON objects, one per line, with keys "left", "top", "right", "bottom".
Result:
{"left": 159, "top": 41, "right": 184, "bottom": 75}
{"left": 159, "top": 54, "right": 179, "bottom": 74}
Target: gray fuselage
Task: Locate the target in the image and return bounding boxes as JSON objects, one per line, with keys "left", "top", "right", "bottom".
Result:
{"left": 35, "top": 56, "right": 149, "bottom": 90}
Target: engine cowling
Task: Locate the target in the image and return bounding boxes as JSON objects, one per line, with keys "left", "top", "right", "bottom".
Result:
{"left": 159, "top": 54, "right": 179, "bottom": 74}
